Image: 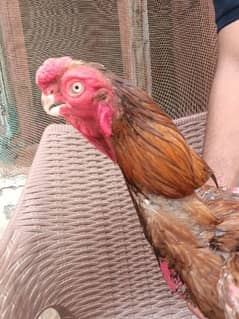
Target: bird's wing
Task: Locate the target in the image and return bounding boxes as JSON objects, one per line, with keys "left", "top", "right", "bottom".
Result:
{"left": 127, "top": 184, "right": 224, "bottom": 319}
{"left": 197, "top": 187, "right": 239, "bottom": 318}
{"left": 199, "top": 187, "right": 239, "bottom": 252}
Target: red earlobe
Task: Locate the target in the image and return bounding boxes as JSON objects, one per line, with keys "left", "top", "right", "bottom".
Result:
{"left": 97, "top": 102, "right": 114, "bottom": 137}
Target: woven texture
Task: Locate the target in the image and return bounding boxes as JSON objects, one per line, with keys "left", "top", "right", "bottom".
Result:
{"left": 148, "top": 1, "right": 217, "bottom": 118}
{"left": 0, "top": 112, "right": 207, "bottom": 319}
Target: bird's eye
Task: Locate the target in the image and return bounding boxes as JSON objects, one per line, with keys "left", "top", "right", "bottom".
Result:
{"left": 69, "top": 81, "right": 84, "bottom": 96}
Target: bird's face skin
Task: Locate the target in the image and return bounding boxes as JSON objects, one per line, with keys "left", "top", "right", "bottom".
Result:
{"left": 36, "top": 57, "right": 117, "bottom": 160}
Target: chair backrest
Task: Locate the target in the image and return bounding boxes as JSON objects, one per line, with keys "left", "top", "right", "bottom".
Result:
{"left": 0, "top": 113, "right": 207, "bottom": 319}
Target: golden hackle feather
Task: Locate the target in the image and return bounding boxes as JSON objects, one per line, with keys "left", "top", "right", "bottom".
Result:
{"left": 109, "top": 78, "right": 216, "bottom": 198}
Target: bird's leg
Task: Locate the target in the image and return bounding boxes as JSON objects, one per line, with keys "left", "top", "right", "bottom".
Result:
{"left": 159, "top": 258, "right": 207, "bottom": 318}
{"left": 158, "top": 259, "right": 185, "bottom": 295}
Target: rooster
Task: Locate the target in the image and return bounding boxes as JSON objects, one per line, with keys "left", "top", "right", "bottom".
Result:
{"left": 36, "top": 57, "right": 239, "bottom": 319}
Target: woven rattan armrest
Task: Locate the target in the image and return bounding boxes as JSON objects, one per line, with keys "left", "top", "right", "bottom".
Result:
{"left": 0, "top": 113, "right": 207, "bottom": 319}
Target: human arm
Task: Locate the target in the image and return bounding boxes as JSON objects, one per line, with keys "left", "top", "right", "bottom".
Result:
{"left": 203, "top": 20, "right": 239, "bottom": 188}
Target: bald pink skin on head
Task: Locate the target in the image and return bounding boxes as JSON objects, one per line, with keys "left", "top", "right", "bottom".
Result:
{"left": 36, "top": 57, "right": 117, "bottom": 161}
{"left": 59, "top": 65, "right": 112, "bottom": 115}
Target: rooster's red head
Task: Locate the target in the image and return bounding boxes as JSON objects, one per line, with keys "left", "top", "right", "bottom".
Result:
{"left": 36, "top": 57, "right": 118, "bottom": 160}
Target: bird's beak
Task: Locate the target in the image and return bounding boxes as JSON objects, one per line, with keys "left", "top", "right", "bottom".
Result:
{"left": 41, "top": 93, "right": 64, "bottom": 117}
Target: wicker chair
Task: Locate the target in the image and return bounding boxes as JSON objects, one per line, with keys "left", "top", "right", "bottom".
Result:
{"left": 0, "top": 112, "right": 208, "bottom": 319}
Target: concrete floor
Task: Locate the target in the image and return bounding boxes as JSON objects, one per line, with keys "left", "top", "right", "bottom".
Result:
{"left": 0, "top": 174, "right": 26, "bottom": 234}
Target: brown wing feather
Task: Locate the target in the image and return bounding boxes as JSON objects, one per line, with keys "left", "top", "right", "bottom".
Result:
{"left": 110, "top": 79, "right": 216, "bottom": 198}
{"left": 198, "top": 187, "right": 239, "bottom": 252}
{"left": 129, "top": 187, "right": 224, "bottom": 319}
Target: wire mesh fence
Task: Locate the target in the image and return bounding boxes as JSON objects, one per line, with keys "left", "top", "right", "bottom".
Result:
{"left": 0, "top": 0, "right": 217, "bottom": 176}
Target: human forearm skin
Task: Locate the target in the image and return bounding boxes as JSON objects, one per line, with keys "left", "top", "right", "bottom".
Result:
{"left": 203, "top": 21, "right": 239, "bottom": 188}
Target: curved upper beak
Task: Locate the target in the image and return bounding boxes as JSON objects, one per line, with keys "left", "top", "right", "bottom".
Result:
{"left": 41, "top": 93, "right": 63, "bottom": 117}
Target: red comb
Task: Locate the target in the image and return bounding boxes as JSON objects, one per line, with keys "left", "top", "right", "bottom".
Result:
{"left": 36, "top": 56, "right": 72, "bottom": 90}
